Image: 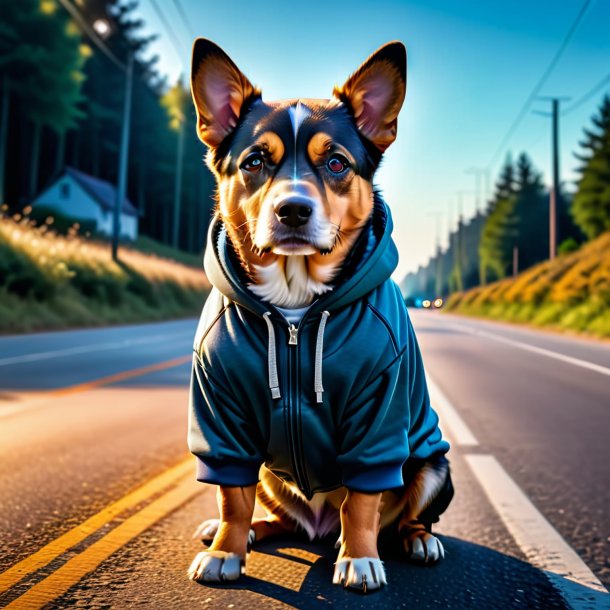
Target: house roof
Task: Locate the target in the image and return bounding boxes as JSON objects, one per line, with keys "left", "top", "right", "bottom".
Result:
{"left": 64, "top": 167, "right": 138, "bottom": 217}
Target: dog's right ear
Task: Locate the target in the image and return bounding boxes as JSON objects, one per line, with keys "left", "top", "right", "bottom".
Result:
{"left": 191, "top": 38, "right": 260, "bottom": 148}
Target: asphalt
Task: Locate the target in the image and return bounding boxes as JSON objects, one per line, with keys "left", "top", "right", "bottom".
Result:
{"left": 0, "top": 312, "right": 608, "bottom": 608}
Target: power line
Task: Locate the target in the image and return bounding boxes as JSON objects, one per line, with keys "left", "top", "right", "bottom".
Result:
{"left": 171, "top": 0, "right": 196, "bottom": 39}
{"left": 486, "top": 0, "right": 592, "bottom": 170}
{"left": 56, "top": 0, "right": 125, "bottom": 71}
{"left": 149, "top": 0, "right": 188, "bottom": 63}
{"left": 563, "top": 72, "right": 610, "bottom": 115}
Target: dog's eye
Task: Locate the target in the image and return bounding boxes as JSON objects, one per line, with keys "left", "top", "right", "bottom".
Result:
{"left": 327, "top": 155, "right": 349, "bottom": 174}
{"left": 241, "top": 153, "right": 264, "bottom": 173}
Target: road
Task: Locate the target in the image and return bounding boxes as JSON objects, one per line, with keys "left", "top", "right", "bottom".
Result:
{"left": 0, "top": 312, "right": 609, "bottom": 609}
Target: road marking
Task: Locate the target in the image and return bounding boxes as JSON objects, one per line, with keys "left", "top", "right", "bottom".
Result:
{"left": 427, "top": 376, "right": 479, "bottom": 446}
{"left": 0, "top": 332, "right": 192, "bottom": 367}
{"left": 4, "top": 475, "right": 201, "bottom": 610}
{"left": 465, "top": 455, "right": 609, "bottom": 607}
{"left": 449, "top": 322, "right": 610, "bottom": 378}
{"left": 0, "top": 355, "right": 193, "bottom": 420}
{"left": 0, "top": 457, "right": 193, "bottom": 594}
{"left": 48, "top": 355, "right": 193, "bottom": 397}
{"left": 426, "top": 373, "right": 609, "bottom": 606}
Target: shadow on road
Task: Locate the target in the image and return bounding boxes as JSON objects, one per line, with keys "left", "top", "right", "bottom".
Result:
{"left": 194, "top": 535, "right": 585, "bottom": 609}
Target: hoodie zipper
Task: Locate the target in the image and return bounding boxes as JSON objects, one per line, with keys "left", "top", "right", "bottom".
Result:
{"left": 275, "top": 313, "right": 311, "bottom": 498}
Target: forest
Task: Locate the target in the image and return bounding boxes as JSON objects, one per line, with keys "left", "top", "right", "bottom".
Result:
{"left": 402, "top": 94, "right": 610, "bottom": 302}
{"left": 0, "top": 0, "right": 216, "bottom": 254}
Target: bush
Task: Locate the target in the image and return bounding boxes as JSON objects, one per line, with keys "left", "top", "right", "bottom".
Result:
{"left": 443, "top": 231, "right": 610, "bottom": 338}
{"left": 0, "top": 213, "right": 210, "bottom": 333}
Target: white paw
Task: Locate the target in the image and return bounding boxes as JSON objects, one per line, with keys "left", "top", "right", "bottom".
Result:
{"left": 187, "top": 550, "right": 244, "bottom": 582}
{"left": 405, "top": 533, "right": 445, "bottom": 564}
{"left": 333, "top": 557, "right": 387, "bottom": 593}
{"left": 193, "top": 518, "right": 256, "bottom": 547}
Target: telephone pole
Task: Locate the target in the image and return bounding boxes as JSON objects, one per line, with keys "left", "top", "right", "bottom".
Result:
{"left": 465, "top": 168, "right": 490, "bottom": 214}
{"left": 113, "top": 52, "right": 134, "bottom": 261}
{"left": 535, "top": 97, "right": 570, "bottom": 261}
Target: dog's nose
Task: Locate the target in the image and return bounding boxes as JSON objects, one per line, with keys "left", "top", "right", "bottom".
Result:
{"left": 275, "top": 198, "right": 312, "bottom": 228}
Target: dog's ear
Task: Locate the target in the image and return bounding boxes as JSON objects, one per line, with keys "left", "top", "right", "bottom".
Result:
{"left": 333, "top": 41, "right": 406, "bottom": 152}
{"left": 191, "top": 38, "right": 260, "bottom": 148}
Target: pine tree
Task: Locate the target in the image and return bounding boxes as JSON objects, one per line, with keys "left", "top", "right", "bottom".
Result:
{"left": 0, "top": 0, "right": 87, "bottom": 198}
{"left": 479, "top": 154, "right": 517, "bottom": 283}
{"left": 571, "top": 94, "right": 610, "bottom": 239}
{"left": 513, "top": 152, "right": 548, "bottom": 271}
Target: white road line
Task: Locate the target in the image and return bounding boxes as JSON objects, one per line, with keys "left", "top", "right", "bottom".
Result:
{"left": 465, "top": 454, "right": 609, "bottom": 608}
{"left": 426, "top": 371, "right": 609, "bottom": 606}
{"left": 449, "top": 322, "right": 610, "bottom": 378}
{"left": 0, "top": 333, "right": 191, "bottom": 367}
{"left": 427, "top": 376, "right": 479, "bottom": 446}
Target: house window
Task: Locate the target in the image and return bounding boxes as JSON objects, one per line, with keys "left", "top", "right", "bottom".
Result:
{"left": 60, "top": 182, "right": 70, "bottom": 199}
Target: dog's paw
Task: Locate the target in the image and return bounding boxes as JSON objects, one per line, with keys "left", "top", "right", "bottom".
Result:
{"left": 333, "top": 557, "right": 387, "bottom": 593}
{"left": 193, "top": 518, "right": 256, "bottom": 548}
{"left": 192, "top": 518, "right": 221, "bottom": 543}
{"left": 402, "top": 530, "right": 445, "bottom": 564}
{"left": 187, "top": 550, "right": 244, "bottom": 583}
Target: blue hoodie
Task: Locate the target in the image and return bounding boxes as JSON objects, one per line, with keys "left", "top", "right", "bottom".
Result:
{"left": 189, "top": 195, "right": 449, "bottom": 499}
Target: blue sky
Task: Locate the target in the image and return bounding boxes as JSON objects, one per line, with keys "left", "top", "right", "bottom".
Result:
{"left": 133, "top": 0, "right": 610, "bottom": 279}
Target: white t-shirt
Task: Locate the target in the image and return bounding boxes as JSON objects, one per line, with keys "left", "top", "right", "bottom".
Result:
{"left": 275, "top": 305, "right": 311, "bottom": 324}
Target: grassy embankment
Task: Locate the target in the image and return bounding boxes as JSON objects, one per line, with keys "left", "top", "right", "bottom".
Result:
{"left": 0, "top": 211, "right": 210, "bottom": 333}
{"left": 444, "top": 232, "right": 610, "bottom": 338}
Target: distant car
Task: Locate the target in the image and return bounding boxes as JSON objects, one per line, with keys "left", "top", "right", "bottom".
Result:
{"left": 418, "top": 297, "right": 444, "bottom": 309}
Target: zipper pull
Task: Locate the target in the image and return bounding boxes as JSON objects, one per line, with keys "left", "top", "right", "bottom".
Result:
{"left": 288, "top": 324, "right": 298, "bottom": 345}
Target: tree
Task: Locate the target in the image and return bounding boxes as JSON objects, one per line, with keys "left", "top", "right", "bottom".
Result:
{"left": 479, "top": 154, "right": 517, "bottom": 283}
{"left": 513, "top": 152, "right": 548, "bottom": 271}
{"left": 0, "top": 0, "right": 87, "bottom": 199}
{"left": 161, "top": 81, "right": 190, "bottom": 247}
{"left": 571, "top": 94, "right": 610, "bottom": 239}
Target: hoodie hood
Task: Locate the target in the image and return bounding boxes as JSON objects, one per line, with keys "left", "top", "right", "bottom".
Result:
{"left": 203, "top": 192, "right": 399, "bottom": 317}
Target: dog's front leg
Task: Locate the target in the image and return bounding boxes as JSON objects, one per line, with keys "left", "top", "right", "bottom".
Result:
{"left": 333, "top": 490, "right": 387, "bottom": 593}
{"left": 188, "top": 484, "right": 256, "bottom": 583}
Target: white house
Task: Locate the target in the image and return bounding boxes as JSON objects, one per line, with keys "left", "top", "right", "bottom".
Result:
{"left": 31, "top": 167, "right": 139, "bottom": 240}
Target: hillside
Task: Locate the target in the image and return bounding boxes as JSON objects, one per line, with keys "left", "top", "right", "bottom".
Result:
{"left": 444, "top": 232, "right": 610, "bottom": 338}
{"left": 0, "top": 211, "right": 210, "bottom": 333}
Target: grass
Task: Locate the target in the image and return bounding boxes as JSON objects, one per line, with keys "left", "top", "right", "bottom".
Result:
{"left": 0, "top": 208, "right": 210, "bottom": 333}
{"left": 444, "top": 232, "right": 610, "bottom": 339}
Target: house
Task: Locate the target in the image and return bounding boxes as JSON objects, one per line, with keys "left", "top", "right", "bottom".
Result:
{"left": 31, "top": 167, "right": 139, "bottom": 240}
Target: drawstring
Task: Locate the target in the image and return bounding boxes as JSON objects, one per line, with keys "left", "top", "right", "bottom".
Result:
{"left": 263, "top": 312, "right": 281, "bottom": 399}
{"left": 262, "top": 310, "right": 330, "bottom": 403}
{"left": 314, "top": 311, "right": 330, "bottom": 403}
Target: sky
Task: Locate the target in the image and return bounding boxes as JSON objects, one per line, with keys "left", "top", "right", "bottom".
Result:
{"left": 132, "top": 0, "right": 610, "bottom": 280}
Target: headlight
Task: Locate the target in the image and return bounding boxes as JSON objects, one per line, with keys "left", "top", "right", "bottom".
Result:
{"left": 422, "top": 299, "right": 431, "bottom": 308}
{"left": 433, "top": 298, "right": 443, "bottom": 308}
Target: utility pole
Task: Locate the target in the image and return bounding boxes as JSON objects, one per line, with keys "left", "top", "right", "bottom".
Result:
{"left": 513, "top": 245, "right": 519, "bottom": 277}
{"left": 550, "top": 99, "right": 560, "bottom": 261}
{"left": 535, "top": 97, "right": 569, "bottom": 261}
{"left": 112, "top": 52, "right": 133, "bottom": 261}
{"left": 428, "top": 211, "right": 443, "bottom": 296}
{"left": 57, "top": 0, "right": 133, "bottom": 262}
{"left": 465, "top": 168, "right": 490, "bottom": 214}
{"left": 172, "top": 115, "right": 185, "bottom": 248}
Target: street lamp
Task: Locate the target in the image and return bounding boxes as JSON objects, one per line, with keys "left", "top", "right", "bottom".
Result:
{"left": 92, "top": 18, "right": 111, "bottom": 38}
{"left": 56, "top": 1, "right": 132, "bottom": 261}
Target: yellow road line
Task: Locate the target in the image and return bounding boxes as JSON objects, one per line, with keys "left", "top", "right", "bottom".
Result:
{"left": 0, "top": 457, "right": 193, "bottom": 594}
{"left": 48, "top": 354, "right": 193, "bottom": 397}
{"left": 4, "top": 475, "right": 201, "bottom": 609}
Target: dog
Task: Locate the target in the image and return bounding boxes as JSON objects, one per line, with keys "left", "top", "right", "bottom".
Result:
{"left": 186, "top": 38, "right": 453, "bottom": 593}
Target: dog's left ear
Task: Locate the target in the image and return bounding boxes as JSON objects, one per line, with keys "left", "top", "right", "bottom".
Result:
{"left": 191, "top": 38, "right": 261, "bottom": 148}
{"left": 333, "top": 41, "right": 406, "bottom": 152}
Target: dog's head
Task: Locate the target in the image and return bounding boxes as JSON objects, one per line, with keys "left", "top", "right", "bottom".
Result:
{"left": 191, "top": 39, "right": 406, "bottom": 306}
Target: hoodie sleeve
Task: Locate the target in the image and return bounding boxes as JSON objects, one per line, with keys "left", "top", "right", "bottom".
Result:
{"left": 337, "top": 309, "right": 449, "bottom": 493}
{"left": 189, "top": 354, "right": 265, "bottom": 487}
{"left": 404, "top": 313, "right": 451, "bottom": 460}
